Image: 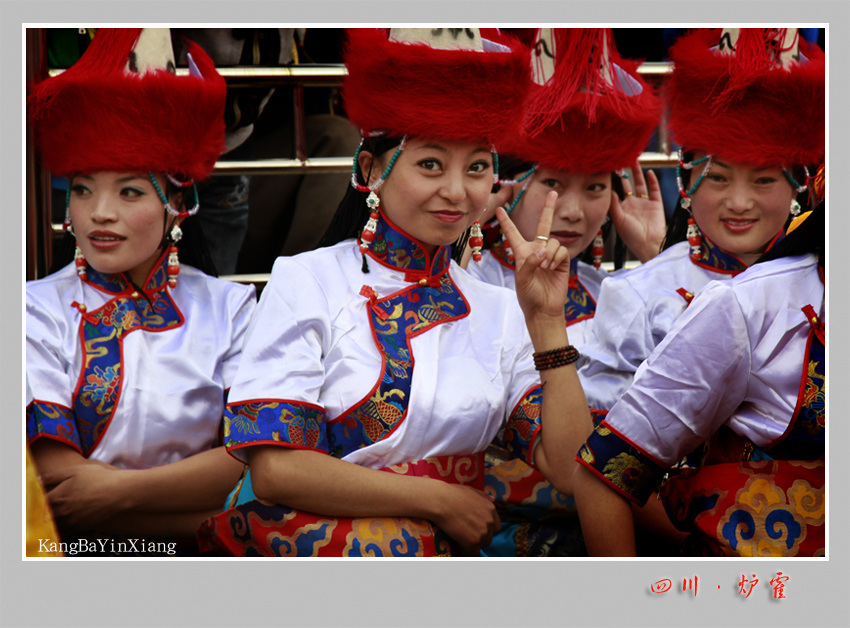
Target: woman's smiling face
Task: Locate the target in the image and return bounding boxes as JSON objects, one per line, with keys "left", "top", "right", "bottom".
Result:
{"left": 361, "top": 138, "right": 493, "bottom": 257}
{"left": 689, "top": 154, "right": 794, "bottom": 265}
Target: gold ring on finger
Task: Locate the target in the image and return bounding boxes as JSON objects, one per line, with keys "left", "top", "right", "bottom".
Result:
{"left": 535, "top": 236, "right": 549, "bottom": 242}
{"left": 626, "top": 191, "right": 633, "bottom": 196}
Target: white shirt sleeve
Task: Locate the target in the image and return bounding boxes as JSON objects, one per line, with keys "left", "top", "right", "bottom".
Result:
{"left": 605, "top": 279, "right": 752, "bottom": 466}
{"left": 577, "top": 275, "right": 652, "bottom": 410}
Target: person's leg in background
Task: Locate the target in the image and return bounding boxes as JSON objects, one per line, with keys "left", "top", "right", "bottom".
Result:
{"left": 236, "top": 113, "right": 360, "bottom": 272}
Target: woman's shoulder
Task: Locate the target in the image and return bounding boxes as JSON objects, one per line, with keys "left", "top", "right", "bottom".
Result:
{"left": 601, "top": 241, "right": 703, "bottom": 293}
{"left": 622, "top": 241, "right": 690, "bottom": 277}
{"left": 451, "top": 262, "right": 523, "bottom": 314}
{"left": 726, "top": 254, "right": 823, "bottom": 315}
{"left": 576, "top": 260, "right": 607, "bottom": 293}
{"left": 269, "top": 241, "right": 355, "bottom": 278}
{"left": 258, "top": 241, "right": 363, "bottom": 310}
{"left": 732, "top": 253, "right": 820, "bottom": 287}
{"left": 26, "top": 263, "right": 79, "bottom": 304}
{"left": 178, "top": 265, "right": 257, "bottom": 307}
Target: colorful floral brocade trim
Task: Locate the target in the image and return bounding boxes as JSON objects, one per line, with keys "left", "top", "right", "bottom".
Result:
{"left": 224, "top": 400, "right": 329, "bottom": 453}
{"left": 366, "top": 210, "right": 451, "bottom": 277}
{"left": 72, "top": 261, "right": 182, "bottom": 456}
{"left": 492, "top": 241, "right": 596, "bottom": 326}
{"left": 576, "top": 422, "right": 667, "bottom": 505}
{"left": 26, "top": 401, "right": 81, "bottom": 453}
{"left": 86, "top": 250, "right": 172, "bottom": 296}
{"left": 64, "top": 254, "right": 183, "bottom": 456}
{"left": 564, "top": 275, "right": 597, "bottom": 325}
{"left": 327, "top": 273, "right": 469, "bottom": 458}
{"left": 485, "top": 457, "right": 575, "bottom": 512}
{"left": 768, "top": 307, "right": 825, "bottom": 460}
{"left": 498, "top": 385, "right": 543, "bottom": 466}
{"left": 689, "top": 231, "right": 782, "bottom": 276}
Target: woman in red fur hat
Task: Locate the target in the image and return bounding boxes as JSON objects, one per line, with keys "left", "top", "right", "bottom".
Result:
{"left": 577, "top": 28, "right": 824, "bottom": 415}
{"left": 573, "top": 28, "right": 826, "bottom": 557}
{"left": 198, "top": 28, "right": 594, "bottom": 557}
{"left": 26, "top": 28, "right": 254, "bottom": 552}
{"left": 467, "top": 28, "right": 670, "bottom": 557}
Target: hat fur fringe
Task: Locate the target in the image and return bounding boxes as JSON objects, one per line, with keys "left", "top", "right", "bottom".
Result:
{"left": 666, "top": 28, "right": 824, "bottom": 168}
{"left": 341, "top": 28, "right": 530, "bottom": 148}
{"left": 28, "top": 29, "right": 226, "bottom": 181}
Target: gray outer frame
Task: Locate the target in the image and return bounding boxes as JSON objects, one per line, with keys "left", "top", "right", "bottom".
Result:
{"left": 6, "top": 3, "right": 847, "bottom": 628}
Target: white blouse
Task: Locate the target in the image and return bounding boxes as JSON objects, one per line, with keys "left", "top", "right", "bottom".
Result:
{"left": 603, "top": 253, "right": 824, "bottom": 468}
{"left": 578, "top": 240, "right": 751, "bottom": 411}
{"left": 224, "top": 217, "right": 543, "bottom": 471}
{"left": 26, "top": 257, "right": 256, "bottom": 469}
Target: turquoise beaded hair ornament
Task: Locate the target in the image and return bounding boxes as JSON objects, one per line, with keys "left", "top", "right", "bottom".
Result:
{"left": 676, "top": 149, "right": 808, "bottom": 211}
{"left": 350, "top": 131, "right": 408, "bottom": 194}
{"left": 350, "top": 131, "right": 408, "bottom": 254}
{"left": 150, "top": 173, "right": 201, "bottom": 219}
{"left": 502, "top": 165, "right": 536, "bottom": 215}
{"left": 675, "top": 150, "right": 712, "bottom": 211}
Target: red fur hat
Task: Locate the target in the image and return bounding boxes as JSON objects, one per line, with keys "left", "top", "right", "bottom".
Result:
{"left": 341, "top": 28, "right": 530, "bottom": 148}
{"left": 666, "top": 28, "right": 825, "bottom": 168}
{"left": 28, "top": 28, "right": 227, "bottom": 181}
{"left": 507, "top": 29, "right": 662, "bottom": 174}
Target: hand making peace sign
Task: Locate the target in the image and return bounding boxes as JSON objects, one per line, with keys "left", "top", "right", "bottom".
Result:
{"left": 496, "top": 191, "right": 571, "bottom": 321}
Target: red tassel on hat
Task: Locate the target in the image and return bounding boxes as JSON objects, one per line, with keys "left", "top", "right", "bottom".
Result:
{"left": 524, "top": 29, "right": 623, "bottom": 135}
{"left": 506, "top": 28, "right": 662, "bottom": 176}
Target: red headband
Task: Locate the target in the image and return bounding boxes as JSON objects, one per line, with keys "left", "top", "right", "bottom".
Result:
{"left": 506, "top": 29, "right": 662, "bottom": 174}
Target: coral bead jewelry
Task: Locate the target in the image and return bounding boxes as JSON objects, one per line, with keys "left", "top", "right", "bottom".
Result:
{"left": 359, "top": 192, "right": 381, "bottom": 253}
{"left": 167, "top": 223, "right": 183, "bottom": 288}
{"left": 687, "top": 216, "right": 702, "bottom": 259}
{"left": 74, "top": 246, "right": 88, "bottom": 281}
{"left": 469, "top": 220, "right": 484, "bottom": 263}
{"left": 591, "top": 229, "right": 605, "bottom": 269}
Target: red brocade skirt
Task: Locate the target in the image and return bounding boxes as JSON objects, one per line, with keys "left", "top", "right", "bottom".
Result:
{"left": 659, "top": 460, "right": 824, "bottom": 557}
{"left": 197, "top": 453, "right": 484, "bottom": 557}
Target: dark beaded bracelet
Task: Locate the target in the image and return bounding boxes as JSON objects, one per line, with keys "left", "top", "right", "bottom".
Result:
{"left": 532, "top": 345, "right": 581, "bottom": 371}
